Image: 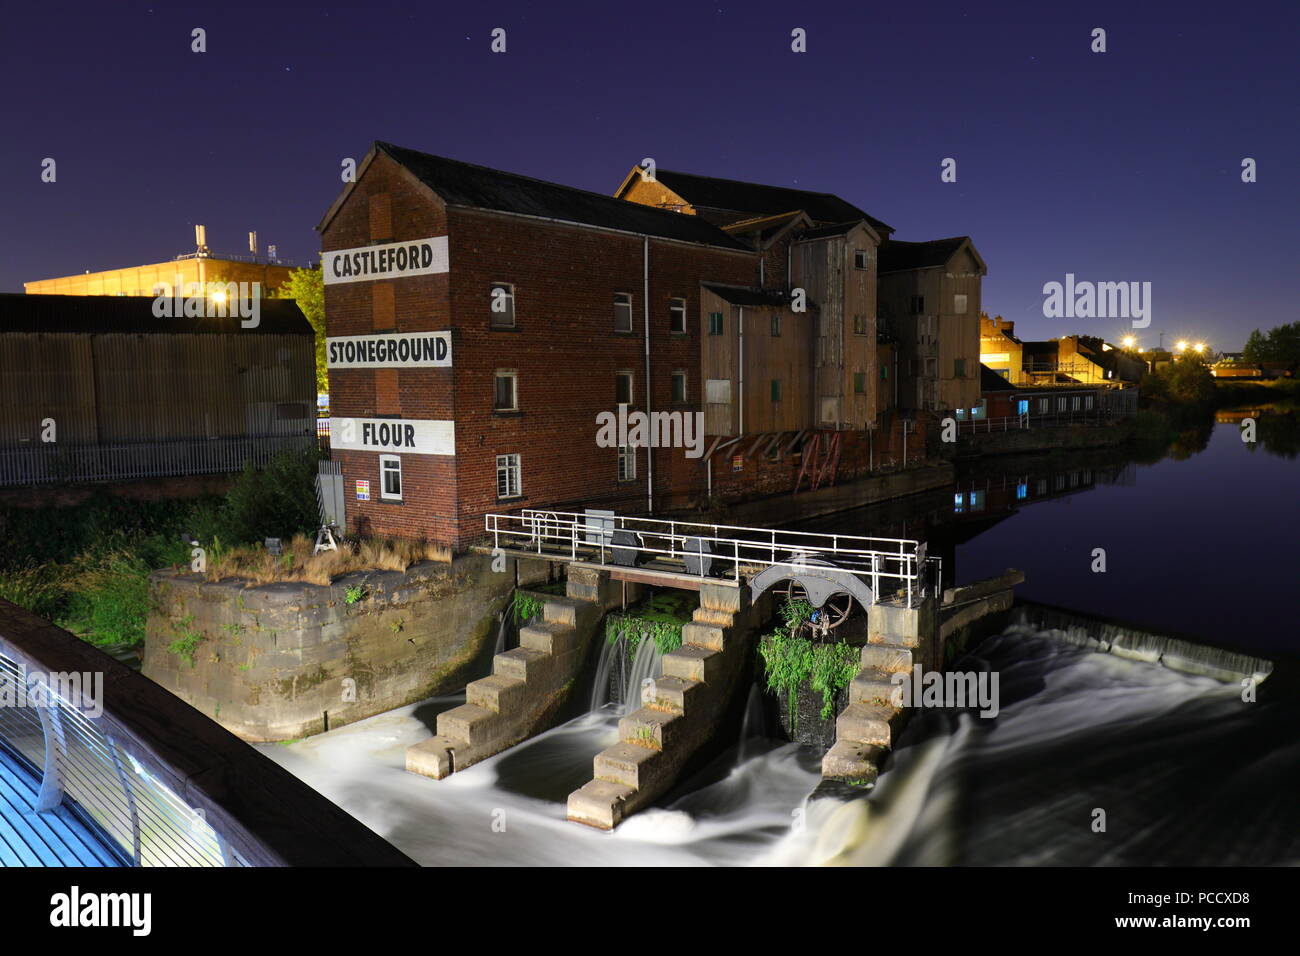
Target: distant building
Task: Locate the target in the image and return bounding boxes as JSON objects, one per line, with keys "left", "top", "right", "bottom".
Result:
{"left": 969, "top": 364, "right": 1136, "bottom": 427}
{"left": 25, "top": 229, "right": 297, "bottom": 298}
{"left": 0, "top": 294, "right": 315, "bottom": 486}
{"left": 978, "top": 315, "right": 1143, "bottom": 386}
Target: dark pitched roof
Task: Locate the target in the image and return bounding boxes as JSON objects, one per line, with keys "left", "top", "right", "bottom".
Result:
{"left": 980, "top": 364, "right": 1015, "bottom": 391}
{"left": 651, "top": 169, "right": 893, "bottom": 235}
{"left": 702, "top": 284, "right": 793, "bottom": 308}
{"left": 878, "top": 237, "right": 970, "bottom": 273}
{"left": 376, "top": 143, "right": 748, "bottom": 251}
{"left": 0, "top": 294, "right": 312, "bottom": 335}
{"left": 795, "top": 220, "right": 874, "bottom": 241}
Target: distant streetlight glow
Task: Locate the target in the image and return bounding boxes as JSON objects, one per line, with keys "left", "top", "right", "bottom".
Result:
{"left": 1175, "top": 340, "right": 1188, "bottom": 352}
{"left": 1122, "top": 336, "right": 1136, "bottom": 348}
{"left": 1194, "top": 342, "right": 1206, "bottom": 352}
{"left": 210, "top": 289, "right": 228, "bottom": 305}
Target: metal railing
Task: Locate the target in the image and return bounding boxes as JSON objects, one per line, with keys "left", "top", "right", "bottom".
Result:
{"left": 0, "top": 600, "right": 415, "bottom": 867}
{"left": 486, "top": 510, "right": 929, "bottom": 606}
{"left": 0, "top": 653, "right": 235, "bottom": 866}
{"left": 0, "top": 433, "right": 314, "bottom": 486}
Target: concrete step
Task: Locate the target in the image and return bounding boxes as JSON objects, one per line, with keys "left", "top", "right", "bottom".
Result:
{"left": 437, "top": 703, "right": 499, "bottom": 744}
{"left": 519, "top": 620, "right": 576, "bottom": 655}
{"left": 868, "top": 630, "right": 919, "bottom": 649}
{"left": 466, "top": 673, "right": 527, "bottom": 713}
{"left": 692, "top": 606, "right": 734, "bottom": 628}
{"left": 619, "top": 707, "right": 681, "bottom": 750}
{"left": 850, "top": 668, "right": 899, "bottom": 707}
{"left": 662, "top": 644, "right": 722, "bottom": 683}
{"left": 835, "top": 701, "right": 898, "bottom": 747}
{"left": 544, "top": 595, "right": 588, "bottom": 627}
{"left": 594, "top": 741, "right": 664, "bottom": 789}
{"left": 567, "top": 778, "right": 636, "bottom": 830}
{"left": 821, "top": 740, "right": 887, "bottom": 783}
{"left": 645, "top": 675, "right": 700, "bottom": 714}
{"left": 860, "top": 643, "right": 913, "bottom": 674}
{"left": 406, "top": 735, "right": 459, "bottom": 780}
{"left": 493, "top": 646, "right": 552, "bottom": 683}
{"left": 681, "top": 621, "right": 725, "bottom": 651}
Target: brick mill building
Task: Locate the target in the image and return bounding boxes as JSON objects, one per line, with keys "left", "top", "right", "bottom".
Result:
{"left": 318, "top": 142, "right": 985, "bottom": 550}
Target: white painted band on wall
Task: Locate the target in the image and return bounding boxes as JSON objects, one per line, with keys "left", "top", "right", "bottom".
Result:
{"left": 329, "top": 417, "right": 455, "bottom": 455}
{"left": 322, "top": 236, "right": 449, "bottom": 285}
{"left": 327, "top": 331, "right": 452, "bottom": 368}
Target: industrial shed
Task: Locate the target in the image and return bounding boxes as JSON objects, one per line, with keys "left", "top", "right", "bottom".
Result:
{"left": 0, "top": 293, "right": 316, "bottom": 486}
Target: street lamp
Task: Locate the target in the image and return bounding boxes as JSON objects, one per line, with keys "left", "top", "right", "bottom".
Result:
{"left": 1194, "top": 342, "right": 1207, "bottom": 353}
{"left": 1175, "top": 340, "right": 1188, "bottom": 352}
{"left": 1121, "top": 336, "right": 1136, "bottom": 349}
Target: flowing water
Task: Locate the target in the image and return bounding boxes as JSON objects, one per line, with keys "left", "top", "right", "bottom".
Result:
{"left": 260, "top": 415, "right": 1300, "bottom": 865}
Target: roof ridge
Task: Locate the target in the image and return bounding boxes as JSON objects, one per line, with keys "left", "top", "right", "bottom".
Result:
{"left": 656, "top": 168, "right": 845, "bottom": 200}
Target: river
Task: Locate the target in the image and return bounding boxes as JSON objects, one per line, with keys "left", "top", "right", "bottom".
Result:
{"left": 261, "top": 410, "right": 1300, "bottom": 865}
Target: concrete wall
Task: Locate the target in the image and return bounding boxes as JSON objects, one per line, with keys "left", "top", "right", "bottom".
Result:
{"left": 143, "top": 552, "right": 549, "bottom": 741}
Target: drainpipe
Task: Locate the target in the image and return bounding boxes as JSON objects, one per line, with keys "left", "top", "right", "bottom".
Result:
{"left": 644, "top": 236, "right": 653, "bottom": 513}
{"left": 738, "top": 307, "right": 745, "bottom": 435}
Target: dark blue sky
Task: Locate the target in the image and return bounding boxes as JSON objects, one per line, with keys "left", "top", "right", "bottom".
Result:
{"left": 2, "top": 0, "right": 1295, "bottom": 349}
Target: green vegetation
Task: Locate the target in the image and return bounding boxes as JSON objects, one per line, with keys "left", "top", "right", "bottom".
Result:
{"left": 344, "top": 585, "right": 367, "bottom": 605}
{"left": 1141, "top": 351, "right": 1216, "bottom": 408}
{"left": 1243, "top": 321, "right": 1300, "bottom": 370}
{"left": 604, "top": 591, "right": 694, "bottom": 655}
{"left": 167, "top": 614, "right": 205, "bottom": 666}
{"left": 512, "top": 591, "right": 545, "bottom": 626}
{"left": 275, "top": 266, "right": 327, "bottom": 394}
{"left": 759, "top": 598, "right": 859, "bottom": 730}
{"left": 0, "top": 447, "right": 321, "bottom": 648}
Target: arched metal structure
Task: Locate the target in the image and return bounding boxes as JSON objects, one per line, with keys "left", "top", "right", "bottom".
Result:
{"left": 748, "top": 553, "right": 875, "bottom": 620}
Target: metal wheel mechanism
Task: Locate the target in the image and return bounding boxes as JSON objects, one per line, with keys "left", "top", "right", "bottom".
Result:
{"left": 782, "top": 581, "right": 854, "bottom": 639}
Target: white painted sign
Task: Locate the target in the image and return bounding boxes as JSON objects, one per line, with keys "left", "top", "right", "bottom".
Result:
{"left": 322, "top": 236, "right": 449, "bottom": 285}
{"left": 327, "top": 331, "right": 452, "bottom": 369}
{"left": 330, "top": 418, "right": 455, "bottom": 456}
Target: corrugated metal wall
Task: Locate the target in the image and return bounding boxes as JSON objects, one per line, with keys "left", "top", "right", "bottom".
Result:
{"left": 0, "top": 332, "right": 315, "bottom": 485}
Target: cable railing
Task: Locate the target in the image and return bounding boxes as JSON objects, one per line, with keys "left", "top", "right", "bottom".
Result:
{"left": 0, "top": 600, "right": 415, "bottom": 867}
{"left": 485, "top": 509, "right": 930, "bottom": 606}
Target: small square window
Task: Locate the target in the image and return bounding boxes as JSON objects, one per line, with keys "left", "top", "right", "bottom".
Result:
{"left": 614, "top": 293, "right": 633, "bottom": 332}
{"left": 669, "top": 298, "right": 686, "bottom": 333}
{"left": 493, "top": 371, "right": 517, "bottom": 411}
{"left": 615, "top": 371, "right": 634, "bottom": 406}
{"left": 853, "top": 249, "right": 869, "bottom": 270}
{"left": 954, "top": 358, "right": 966, "bottom": 378}
{"left": 379, "top": 455, "right": 402, "bottom": 500}
{"left": 853, "top": 372, "right": 866, "bottom": 394}
{"left": 954, "top": 293, "right": 968, "bottom": 314}
{"left": 770, "top": 379, "right": 781, "bottom": 402}
{"left": 880, "top": 364, "right": 888, "bottom": 380}
{"left": 490, "top": 283, "right": 515, "bottom": 327}
{"left": 671, "top": 371, "right": 686, "bottom": 403}
{"left": 708, "top": 311, "right": 724, "bottom": 335}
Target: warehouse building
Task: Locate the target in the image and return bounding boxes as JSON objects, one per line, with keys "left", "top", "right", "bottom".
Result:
{"left": 0, "top": 294, "right": 316, "bottom": 486}
{"left": 319, "top": 142, "right": 985, "bottom": 549}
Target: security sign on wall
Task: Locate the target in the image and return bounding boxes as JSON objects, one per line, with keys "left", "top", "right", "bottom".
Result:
{"left": 322, "top": 236, "right": 449, "bottom": 285}
{"left": 331, "top": 417, "right": 455, "bottom": 456}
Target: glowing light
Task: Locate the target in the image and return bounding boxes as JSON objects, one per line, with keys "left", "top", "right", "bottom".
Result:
{"left": 1175, "top": 340, "right": 1188, "bottom": 352}
{"left": 1121, "top": 336, "right": 1136, "bottom": 348}
{"left": 210, "top": 290, "right": 228, "bottom": 305}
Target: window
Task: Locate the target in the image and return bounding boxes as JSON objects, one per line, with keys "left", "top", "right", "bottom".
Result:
{"left": 493, "top": 371, "right": 518, "bottom": 411}
{"left": 954, "top": 358, "right": 967, "bottom": 378}
{"left": 1072, "top": 395, "right": 1082, "bottom": 411}
{"left": 954, "top": 293, "right": 968, "bottom": 314}
{"left": 1017, "top": 399, "right": 1029, "bottom": 415}
{"left": 615, "top": 371, "right": 634, "bottom": 405}
{"left": 971, "top": 399, "right": 987, "bottom": 420}
{"left": 705, "top": 379, "right": 731, "bottom": 403}
{"left": 770, "top": 379, "right": 781, "bottom": 402}
{"left": 1037, "top": 398, "right": 1049, "bottom": 414}
{"left": 708, "top": 311, "right": 724, "bottom": 335}
{"left": 1037, "top": 479, "right": 1048, "bottom": 495}
{"left": 669, "top": 298, "right": 686, "bottom": 333}
{"left": 496, "top": 454, "right": 521, "bottom": 499}
{"left": 880, "top": 364, "right": 888, "bottom": 380}
{"left": 1084, "top": 395, "right": 1095, "bottom": 410}
{"left": 379, "top": 455, "right": 402, "bottom": 500}
{"left": 854, "top": 249, "right": 869, "bottom": 270}
{"left": 617, "top": 445, "right": 636, "bottom": 482}
{"left": 1016, "top": 483, "right": 1028, "bottom": 500}
{"left": 490, "top": 283, "right": 515, "bottom": 328}
{"left": 853, "top": 372, "right": 866, "bottom": 394}
{"left": 910, "top": 295, "right": 925, "bottom": 315}
{"left": 1057, "top": 396, "right": 1067, "bottom": 412}
{"left": 671, "top": 370, "right": 687, "bottom": 403}
{"left": 955, "top": 407, "right": 967, "bottom": 420}
{"left": 853, "top": 314, "right": 867, "bottom": 335}
{"left": 770, "top": 313, "right": 781, "bottom": 337}
{"left": 614, "top": 292, "right": 633, "bottom": 332}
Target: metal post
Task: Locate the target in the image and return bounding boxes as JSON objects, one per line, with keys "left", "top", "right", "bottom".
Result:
{"left": 29, "top": 676, "right": 65, "bottom": 812}
{"left": 106, "top": 734, "right": 142, "bottom": 866}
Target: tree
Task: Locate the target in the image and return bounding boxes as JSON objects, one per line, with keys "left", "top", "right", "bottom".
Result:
{"left": 277, "top": 266, "right": 327, "bottom": 394}
{"left": 1163, "top": 352, "right": 1215, "bottom": 406}
{"left": 1242, "top": 321, "right": 1300, "bottom": 368}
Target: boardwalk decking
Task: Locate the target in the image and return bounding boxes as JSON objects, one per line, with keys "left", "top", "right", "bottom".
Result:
{"left": 0, "top": 746, "right": 123, "bottom": 867}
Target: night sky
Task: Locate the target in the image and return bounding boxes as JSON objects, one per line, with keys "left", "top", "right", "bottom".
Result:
{"left": 2, "top": 0, "right": 1295, "bottom": 350}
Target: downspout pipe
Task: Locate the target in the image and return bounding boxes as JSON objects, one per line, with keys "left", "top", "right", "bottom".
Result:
{"left": 644, "top": 236, "right": 653, "bottom": 513}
